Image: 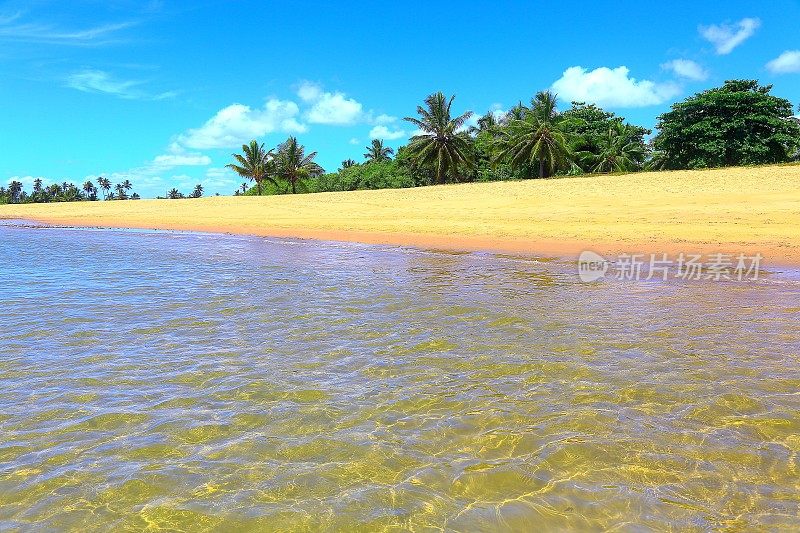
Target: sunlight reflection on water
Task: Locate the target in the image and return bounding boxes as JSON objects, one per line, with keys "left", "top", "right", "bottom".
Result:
{"left": 1, "top": 223, "right": 799, "bottom": 530}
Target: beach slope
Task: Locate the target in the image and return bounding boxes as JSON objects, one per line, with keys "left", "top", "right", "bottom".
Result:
{"left": 3, "top": 164, "right": 800, "bottom": 264}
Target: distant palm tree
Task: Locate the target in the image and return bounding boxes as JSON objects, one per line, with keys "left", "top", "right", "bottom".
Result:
{"left": 131, "top": 192, "right": 141, "bottom": 200}
{"left": 578, "top": 122, "right": 646, "bottom": 173}
{"left": 167, "top": 188, "right": 182, "bottom": 199}
{"left": 364, "top": 139, "right": 394, "bottom": 163}
{"left": 496, "top": 90, "right": 576, "bottom": 178}
{"left": 97, "top": 177, "right": 111, "bottom": 200}
{"left": 226, "top": 140, "right": 276, "bottom": 196}
{"left": 192, "top": 184, "right": 204, "bottom": 198}
{"left": 121, "top": 179, "right": 133, "bottom": 194}
{"left": 46, "top": 183, "right": 62, "bottom": 200}
{"left": 240, "top": 182, "right": 248, "bottom": 194}
{"left": 8, "top": 181, "right": 23, "bottom": 203}
{"left": 82, "top": 181, "right": 97, "bottom": 200}
{"left": 403, "top": 92, "right": 475, "bottom": 184}
{"left": 340, "top": 158, "right": 356, "bottom": 169}
{"left": 114, "top": 183, "right": 127, "bottom": 200}
{"left": 275, "top": 136, "right": 324, "bottom": 194}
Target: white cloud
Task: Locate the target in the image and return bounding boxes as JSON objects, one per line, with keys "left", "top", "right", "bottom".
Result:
{"left": 766, "top": 50, "right": 800, "bottom": 74}
{"left": 699, "top": 18, "right": 760, "bottom": 55}
{"left": 151, "top": 153, "right": 211, "bottom": 168}
{"left": 373, "top": 114, "right": 397, "bottom": 125}
{"left": 348, "top": 138, "right": 360, "bottom": 145}
{"left": 551, "top": 66, "right": 681, "bottom": 107}
{"left": 0, "top": 15, "right": 135, "bottom": 46}
{"left": 297, "top": 81, "right": 364, "bottom": 125}
{"left": 65, "top": 69, "right": 176, "bottom": 100}
{"left": 369, "top": 125, "right": 405, "bottom": 140}
{"left": 177, "top": 99, "right": 306, "bottom": 150}
{"left": 661, "top": 59, "right": 708, "bottom": 81}
{"left": 297, "top": 82, "right": 322, "bottom": 102}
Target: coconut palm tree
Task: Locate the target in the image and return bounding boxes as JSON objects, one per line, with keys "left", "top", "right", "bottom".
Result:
{"left": 121, "top": 179, "right": 133, "bottom": 194}
{"left": 240, "top": 182, "right": 248, "bottom": 194}
{"left": 114, "top": 183, "right": 128, "bottom": 200}
{"left": 97, "top": 177, "right": 111, "bottom": 200}
{"left": 578, "top": 122, "right": 646, "bottom": 173}
{"left": 8, "top": 181, "right": 23, "bottom": 203}
{"left": 225, "top": 140, "right": 276, "bottom": 196}
{"left": 167, "top": 188, "right": 182, "bottom": 199}
{"left": 402, "top": 92, "right": 475, "bottom": 184}
{"left": 364, "top": 139, "right": 394, "bottom": 163}
{"left": 340, "top": 159, "right": 356, "bottom": 169}
{"left": 496, "top": 91, "right": 576, "bottom": 178}
{"left": 275, "top": 136, "right": 324, "bottom": 194}
{"left": 82, "top": 181, "right": 97, "bottom": 200}
{"left": 192, "top": 184, "right": 204, "bottom": 198}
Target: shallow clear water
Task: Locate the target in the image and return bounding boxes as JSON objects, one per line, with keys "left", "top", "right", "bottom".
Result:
{"left": 1, "top": 223, "right": 799, "bottom": 531}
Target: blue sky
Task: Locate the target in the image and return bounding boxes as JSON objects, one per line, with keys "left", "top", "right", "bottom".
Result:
{"left": 1, "top": 0, "right": 799, "bottom": 198}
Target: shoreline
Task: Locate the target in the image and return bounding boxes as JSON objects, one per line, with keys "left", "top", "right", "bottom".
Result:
{"left": 5, "top": 215, "right": 798, "bottom": 268}
{"left": 3, "top": 164, "right": 800, "bottom": 267}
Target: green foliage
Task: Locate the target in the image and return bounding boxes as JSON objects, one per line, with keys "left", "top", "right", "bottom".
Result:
{"left": 495, "top": 91, "right": 579, "bottom": 178}
{"left": 653, "top": 79, "right": 800, "bottom": 169}
{"left": 226, "top": 140, "right": 276, "bottom": 195}
{"left": 310, "top": 160, "right": 414, "bottom": 192}
{"left": 577, "top": 122, "right": 647, "bottom": 173}
{"left": 561, "top": 102, "right": 650, "bottom": 173}
{"left": 274, "top": 136, "right": 324, "bottom": 193}
{"left": 0, "top": 178, "right": 138, "bottom": 203}
{"left": 363, "top": 139, "right": 394, "bottom": 163}
{"left": 403, "top": 92, "right": 475, "bottom": 183}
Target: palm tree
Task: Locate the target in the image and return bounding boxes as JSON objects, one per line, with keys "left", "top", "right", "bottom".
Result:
{"left": 403, "top": 92, "right": 475, "bottom": 184}
{"left": 578, "top": 122, "right": 646, "bottom": 173}
{"left": 167, "top": 188, "right": 182, "bottom": 199}
{"left": 8, "top": 181, "right": 23, "bottom": 203}
{"left": 114, "top": 183, "right": 127, "bottom": 200}
{"left": 121, "top": 179, "right": 133, "bottom": 194}
{"left": 341, "top": 159, "right": 356, "bottom": 169}
{"left": 97, "top": 177, "right": 111, "bottom": 200}
{"left": 225, "top": 140, "right": 276, "bottom": 196}
{"left": 496, "top": 90, "right": 576, "bottom": 178}
{"left": 131, "top": 192, "right": 141, "bottom": 200}
{"left": 364, "top": 139, "right": 394, "bottom": 163}
{"left": 46, "top": 183, "right": 63, "bottom": 200}
{"left": 240, "top": 182, "right": 248, "bottom": 194}
{"left": 192, "top": 184, "right": 204, "bottom": 198}
{"left": 82, "top": 181, "right": 97, "bottom": 200}
{"left": 275, "top": 136, "right": 324, "bottom": 194}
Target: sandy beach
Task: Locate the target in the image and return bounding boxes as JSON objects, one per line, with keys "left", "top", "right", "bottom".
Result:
{"left": 3, "top": 164, "right": 800, "bottom": 264}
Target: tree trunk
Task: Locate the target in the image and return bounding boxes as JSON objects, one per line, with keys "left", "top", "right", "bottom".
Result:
{"left": 291, "top": 178, "right": 297, "bottom": 194}
{"left": 539, "top": 159, "right": 545, "bottom": 178}
{"left": 256, "top": 179, "right": 262, "bottom": 196}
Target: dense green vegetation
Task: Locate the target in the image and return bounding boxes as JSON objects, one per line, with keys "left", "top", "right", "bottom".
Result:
{"left": 0, "top": 177, "right": 142, "bottom": 205}
{"left": 0, "top": 176, "right": 212, "bottom": 204}
{"left": 652, "top": 80, "right": 800, "bottom": 169}
{"left": 230, "top": 79, "right": 800, "bottom": 197}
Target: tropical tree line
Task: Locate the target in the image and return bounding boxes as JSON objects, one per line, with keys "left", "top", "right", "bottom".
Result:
{"left": 229, "top": 79, "right": 800, "bottom": 196}
{"left": 0, "top": 177, "right": 141, "bottom": 205}
{"left": 158, "top": 184, "right": 205, "bottom": 200}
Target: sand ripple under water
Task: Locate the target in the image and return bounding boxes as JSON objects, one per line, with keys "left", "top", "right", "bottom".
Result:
{"left": 1, "top": 224, "right": 799, "bottom": 530}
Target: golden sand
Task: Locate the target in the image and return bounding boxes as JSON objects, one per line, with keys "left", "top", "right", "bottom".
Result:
{"left": 3, "top": 164, "right": 800, "bottom": 264}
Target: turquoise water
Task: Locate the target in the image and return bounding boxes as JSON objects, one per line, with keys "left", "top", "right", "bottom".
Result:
{"left": 1, "top": 222, "right": 799, "bottom": 530}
